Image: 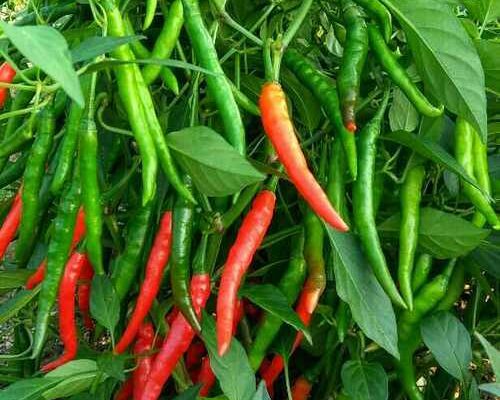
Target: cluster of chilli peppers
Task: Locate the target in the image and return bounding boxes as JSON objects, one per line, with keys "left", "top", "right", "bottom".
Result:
{"left": 0, "top": 0, "right": 497, "bottom": 399}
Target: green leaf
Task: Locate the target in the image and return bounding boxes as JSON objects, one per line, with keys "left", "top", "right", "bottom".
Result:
{"left": 0, "top": 22, "right": 83, "bottom": 106}
{"left": 474, "top": 39, "right": 500, "bottom": 94}
{"left": 42, "top": 373, "right": 101, "bottom": 400}
{"left": 469, "top": 231, "right": 500, "bottom": 279}
{"left": 378, "top": 208, "right": 490, "bottom": 259}
{"left": 201, "top": 313, "right": 256, "bottom": 400}
{"left": 172, "top": 385, "right": 202, "bottom": 400}
{"left": 380, "top": 0, "right": 487, "bottom": 140}
{"left": 474, "top": 332, "right": 500, "bottom": 377}
{"left": 0, "top": 269, "right": 32, "bottom": 290}
{"left": 89, "top": 275, "right": 120, "bottom": 334}
{"left": 0, "top": 378, "right": 60, "bottom": 400}
{"left": 325, "top": 227, "right": 399, "bottom": 359}
{"left": 45, "top": 360, "right": 98, "bottom": 379}
{"left": 463, "top": 0, "right": 500, "bottom": 24}
{"left": 341, "top": 361, "right": 388, "bottom": 400}
{"left": 0, "top": 288, "right": 39, "bottom": 325}
{"left": 165, "top": 127, "right": 265, "bottom": 196}
{"left": 252, "top": 382, "right": 271, "bottom": 400}
{"left": 240, "top": 284, "right": 311, "bottom": 343}
{"left": 96, "top": 352, "right": 126, "bottom": 381}
{"left": 388, "top": 87, "right": 419, "bottom": 132}
{"left": 70, "top": 35, "right": 145, "bottom": 63}
{"left": 420, "top": 312, "right": 472, "bottom": 381}
{"left": 478, "top": 383, "right": 500, "bottom": 397}
{"left": 384, "top": 131, "right": 483, "bottom": 192}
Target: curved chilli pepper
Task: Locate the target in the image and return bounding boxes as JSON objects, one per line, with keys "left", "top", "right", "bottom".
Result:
{"left": 80, "top": 117, "right": 104, "bottom": 275}
{"left": 77, "top": 259, "right": 94, "bottom": 330}
{"left": 115, "top": 211, "right": 172, "bottom": 354}
{"left": 17, "top": 105, "right": 55, "bottom": 267}
{"left": 0, "top": 62, "right": 16, "bottom": 108}
{"left": 435, "top": 261, "right": 466, "bottom": 312}
{"left": 0, "top": 190, "right": 22, "bottom": 260}
{"left": 217, "top": 190, "right": 276, "bottom": 356}
{"left": 352, "top": 93, "right": 406, "bottom": 309}
{"left": 411, "top": 253, "right": 432, "bottom": 293}
{"left": 259, "top": 83, "right": 348, "bottom": 232}
{"left": 398, "top": 164, "right": 426, "bottom": 311}
{"left": 140, "top": 273, "right": 211, "bottom": 400}
{"left": 367, "top": 24, "right": 444, "bottom": 118}
{"left": 352, "top": 0, "right": 392, "bottom": 42}
{"left": 183, "top": 0, "right": 246, "bottom": 155}
{"left": 41, "top": 252, "right": 90, "bottom": 372}
{"left": 32, "top": 171, "right": 81, "bottom": 358}
{"left": 455, "top": 117, "right": 499, "bottom": 229}
{"left": 115, "top": 377, "right": 134, "bottom": 400}
{"left": 171, "top": 177, "right": 200, "bottom": 332}
{"left": 26, "top": 207, "right": 86, "bottom": 290}
{"left": 0, "top": 116, "right": 35, "bottom": 159}
{"left": 338, "top": 0, "right": 368, "bottom": 132}
{"left": 248, "top": 231, "right": 306, "bottom": 371}
{"left": 291, "top": 376, "right": 313, "bottom": 400}
{"left": 0, "top": 152, "right": 29, "bottom": 189}
{"left": 143, "top": 0, "right": 158, "bottom": 30}
{"left": 111, "top": 203, "right": 154, "bottom": 302}
{"left": 471, "top": 130, "right": 492, "bottom": 227}
{"left": 283, "top": 49, "right": 357, "bottom": 179}
{"left": 3, "top": 90, "right": 33, "bottom": 141}
{"left": 132, "top": 322, "right": 155, "bottom": 400}
{"left": 142, "top": 0, "right": 183, "bottom": 86}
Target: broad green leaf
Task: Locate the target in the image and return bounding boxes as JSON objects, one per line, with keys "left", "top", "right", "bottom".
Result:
{"left": 378, "top": 208, "right": 490, "bottom": 259}
{"left": 474, "top": 39, "right": 500, "bottom": 94}
{"left": 172, "top": 385, "right": 202, "bottom": 400}
{"left": 252, "top": 382, "right": 271, "bottom": 400}
{"left": 474, "top": 332, "right": 500, "bottom": 377}
{"left": 478, "top": 383, "right": 500, "bottom": 396}
{"left": 0, "top": 22, "right": 83, "bottom": 106}
{"left": 96, "top": 353, "right": 126, "bottom": 381}
{"left": 45, "top": 360, "right": 98, "bottom": 378}
{"left": 325, "top": 227, "right": 399, "bottom": 359}
{"left": 384, "top": 131, "right": 483, "bottom": 192}
{"left": 381, "top": 0, "right": 487, "bottom": 141}
{"left": 388, "top": 87, "right": 419, "bottom": 132}
{"left": 70, "top": 35, "right": 145, "bottom": 63}
{"left": 341, "top": 361, "right": 388, "bottom": 400}
{"left": 90, "top": 276, "right": 120, "bottom": 334}
{"left": 166, "top": 127, "right": 265, "bottom": 196}
{"left": 0, "top": 269, "right": 32, "bottom": 290}
{"left": 469, "top": 231, "right": 500, "bottom": 279}
{"left": 0, "top": 288, "right": 39, "bottom": 325}
{"left": 201, "top": 313, "right": 256, "bottom": 400}
{"left": 42, "top": 372, "right": 102, "bottom": 400}
{"left": 420, "top": 312, "right": 472, "bottom": 381}
{"left": 0, "top": 378, "right": 60, "bottom": 400}
{"left": 240, "top": 284, "right": 310, "bottom": 343}
{"left": 463, "top": 0, "right": 500, "bottom": 23}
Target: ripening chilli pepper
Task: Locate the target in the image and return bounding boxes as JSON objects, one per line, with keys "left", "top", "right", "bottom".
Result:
{"left": 132, "top": 322, "right": 156, "bottom": 400}
{"left": 291, "top": 376, "right": 313, "bottom": 400}
{"left": 140, "top": 273, "right": 211, "bottom": 400}
{"left": 114, "top": 211, "right": 172, "bottom": 353}
{"left": 259, "top": 82, "right": 348, "bottom": 232}
{"left": 352, "top": 92, "right": 407, "bottom": 309}
{"left": 0, "top": 190, "right": 22, "bottom": 260}
{"left": 217, "top": 190, "right": 276, "bottom": 356}
{"left": 0, "top": 62, "right": 16, "bottom": 108}
{"left": 41, "top": 252, "right": 90, "bottom": 372}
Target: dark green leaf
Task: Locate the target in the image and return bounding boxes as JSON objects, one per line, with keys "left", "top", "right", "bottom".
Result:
{"left": 420, "top": 312, "right": 472, "bottom": 381}
{"left": 474, "top": 332, "right": 500, "bottom": 377}
{"left": 325, "top": 227, "right": 399, "bottom": 359}
{"left": 378, "top": 208, "right": 490, "bottom": 259}
{"left": 166, "top": 127, "right": 265, "bottom": 196}
{"left": 172, "top": 385, "right": 202, "bottom": 400}
{"left": 0, "top": 378, "right": 60, "bottom": 400}
{"left": 478, "top": 383, "right": 500, "bottom": 397}
{"left": 0, "top": 22, "right": 83, "bottom": 106}
{"left": 201, "top": 313, "right": 256, "bottom": 400}
{"left": 0, "top": 288, "right": 39, "bottom": 325}
{"left": 388, "top": 87, "right": 419, "bottom": 132}
{"left": 89, "top": 276, "right": 120, "bottom": 334}
{"left": 0, "top": 269, "right": 33, "bottom": 290}
{"left": 475, "top": 39, "right": 500, "bottom": 94}
{"left": 70, "top": 35, "right": 145, "bottom": 63}
{"left": 96, "top": 353, "right": 126, "bottom": 381}
{"left": 240, "top": 284, "right": 310, "bottom": 343}
{"left": 341, "top": 361, "right": 388, "bottom": 400}
{"left": 469, "top": 231, "right": 500, "bottom": 279}
{"left": 380, "top": 0, "right": 487, "bottom": 140}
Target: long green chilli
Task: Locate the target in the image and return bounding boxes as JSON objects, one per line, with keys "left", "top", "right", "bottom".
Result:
{"left": 352, "top": 92, "right": 406, "bottom": 309}
{"left": 182, "top": 0, "right": 246, "bottom": 155}
{"left": 352, "top": 0, "right": 392, "bottom": 42}
{"left": 0, "top": 115, "right": 35, "bottom": 160}
{"left": 411, "top": 253, "right": 432, "bottom": 293}
{"left": 283, "top": 49, "right": 357, "bottom": 180}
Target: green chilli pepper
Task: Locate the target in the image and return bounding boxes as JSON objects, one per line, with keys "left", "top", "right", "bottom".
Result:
{"left": 0, "top": 115, "right": 35, "bottom": 160}
{"left": 0, "top": 151, "right": 28, "bottom": 189}
{"left": 411, "top": 253, "right": 432, "bottom": 293}
{"left": 352, "top": 0, "right": 392, "bottom": 42}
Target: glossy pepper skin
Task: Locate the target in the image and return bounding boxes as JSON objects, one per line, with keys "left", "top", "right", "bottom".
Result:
{"left": 0, "top": 62, "right": 16, "bottom": 108}
{"left": 367, "top": 24, "right": 444, "bottom": 118}
{"left": 338, "top": 0, "right": 369, "bottom": 132}
{"left": 283, "top": 49, "right": 357, "bottom": 179}
{"left": 132, "top": 322, "right": 156, "bottom": 400}
{"left": 259, "top": 82, "right": 348, "bottom": 232}
{"left": 140, "top": 273, "right": 211, "bottom": 400}
{"left": 0, "top": 191, "right": 22, "bottom": 260}
{"left": 217, "top": 190, "right": 276, "bottom": 356}
{"left": 41, "top": 252, "right": 90, "bottom": 372}
{"left": 352, "top": 93, "right": 406, "bottom": 309}
{"left": 114, "top": 211, "right": 172, "bottom": 353}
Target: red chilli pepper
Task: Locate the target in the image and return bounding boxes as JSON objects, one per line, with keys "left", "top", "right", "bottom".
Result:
{"left": 0, "top": 63, "right": 16, "bottom": 108}
{"left": 26, "top": 207, "right": 86, "bottom": 290}
{"left": 140, "top": 273, "right": 211, "bottom": 400}
{"left": 114, "top": 211, "right": 172, "bottom": 354}
{"left": 291, "top": 376, "right": 313, "bottom": 400}
{"left": 115, "top": 377, "right": 134, "bottom": 400}
{"left": 77, "top": 259, "right": 94, "bottom": 329}
{"left": 0, "top": 191, "right": 22, "bottom": 260}
{"left": 186, "top": 340, "right": 206, "bottom": 370}
{"left": 41, "top": 252, "right": 90, "bottom": 372}
{"left": 133, "top": 322, "right": 156, "bottom": 400}
{"left": 259, "top": 82, "right": 348, "bottom": 232}
{"left": 216, "top": 191, "right": 276, "bottom": 356}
